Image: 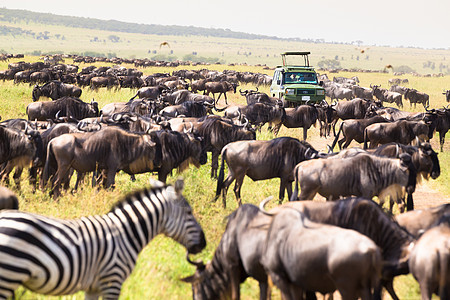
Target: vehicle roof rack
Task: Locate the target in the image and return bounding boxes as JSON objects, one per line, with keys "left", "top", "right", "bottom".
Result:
{"left": 281, "top": 52, "right": 310, "bottom": 67}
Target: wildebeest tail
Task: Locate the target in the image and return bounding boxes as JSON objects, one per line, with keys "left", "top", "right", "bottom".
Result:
{"left": 129, "top": 92, "right": 138, "bottom": 102}
{"left": 290, "top": 165, "right": 300, "bottom": 201}
{"left": 330, "top": 121, "right": 344, "bottom": 151}
{"left": 42, "top": 142, "right": 57, "bottom": 188}
{"left": 215, "top": 148, "right": 227, "bottom": 200}
{"left": 406, "top": 193, "right": 414, "bottom": 211}
{"left": 363, "top": 128, "right": 369, "bottom": 149}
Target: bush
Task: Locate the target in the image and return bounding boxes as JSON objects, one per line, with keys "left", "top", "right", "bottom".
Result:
{"left": 317, "top": 59, "right": 341, "bottom": 69}
{"left": 395, "top": 65, "right": 416, "bottom": 73}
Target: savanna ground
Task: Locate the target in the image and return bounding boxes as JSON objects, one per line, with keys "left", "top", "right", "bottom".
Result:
{"left": 0, "top": 52, "right": 448, "bottom": 300}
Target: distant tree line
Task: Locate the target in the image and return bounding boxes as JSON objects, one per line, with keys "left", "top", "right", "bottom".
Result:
{"left": 0, "top": 7, "right": 326, "bottom": 43}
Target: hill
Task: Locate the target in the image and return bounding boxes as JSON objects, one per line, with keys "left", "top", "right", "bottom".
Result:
{"left": 0, "top": 8, "right": 449, "bottom": 73}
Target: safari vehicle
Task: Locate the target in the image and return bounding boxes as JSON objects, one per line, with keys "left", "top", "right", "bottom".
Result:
{"left": 270, "top": 52, "right": 325, "bottom": 107}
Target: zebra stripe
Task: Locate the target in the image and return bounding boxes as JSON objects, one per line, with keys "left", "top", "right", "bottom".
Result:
{"left": 0, "top": 179, "right": 205, "bottom": 299}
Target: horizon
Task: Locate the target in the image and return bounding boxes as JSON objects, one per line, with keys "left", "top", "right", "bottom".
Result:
{"left": 1, "top": 0, "right": 449, "bottom": 50}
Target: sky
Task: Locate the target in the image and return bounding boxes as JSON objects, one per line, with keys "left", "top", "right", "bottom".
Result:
{"left": 1, "top": 0, "right": 449, "bottom": 49}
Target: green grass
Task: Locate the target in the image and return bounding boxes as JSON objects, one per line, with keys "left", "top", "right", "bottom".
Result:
{"left": 0, "top": 56, "right": 449, "bottom": 299}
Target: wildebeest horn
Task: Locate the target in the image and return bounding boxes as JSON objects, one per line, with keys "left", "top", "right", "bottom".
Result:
{"left": 24, "top": 122, "right": 29, "bottom": 134}
{"left": 259, "top": 196, "right": 276, "bottom": 216}
{"left": 183, "top": 122, "right": 194, "bottom": 134}
{"left": 55, "top": 110, "right": 61, "bottom": 119}
{"left": 186, "top": 252, "right": 205, "bottom": 269}
{"left": 112, "top": 113, "right": 122, "bottom": 121}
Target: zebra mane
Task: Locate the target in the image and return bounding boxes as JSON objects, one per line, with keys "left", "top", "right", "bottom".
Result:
{"left": 109, "top": 184, "right": 166, "bottom": 212}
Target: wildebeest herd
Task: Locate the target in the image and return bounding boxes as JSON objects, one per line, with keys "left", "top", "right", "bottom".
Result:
{"left": 0, "top": 55, "right": 449, "bottom": 300}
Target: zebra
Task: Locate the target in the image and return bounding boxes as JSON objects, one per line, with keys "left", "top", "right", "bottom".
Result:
{"left": 0, "top": 179, "right": 206, "bottom": 299}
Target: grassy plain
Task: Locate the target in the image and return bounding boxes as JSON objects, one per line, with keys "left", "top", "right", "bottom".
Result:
{"left": 0, "top": 51, "right": 449, "bottom": 300}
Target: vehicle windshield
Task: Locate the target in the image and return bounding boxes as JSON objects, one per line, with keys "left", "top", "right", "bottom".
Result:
{"left": 284, "top": 72, "right": 317, "bottom": 84}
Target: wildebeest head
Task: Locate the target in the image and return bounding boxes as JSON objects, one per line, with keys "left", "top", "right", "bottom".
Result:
{"left": 32, "top": 84, "right": 42, "bottom": 102}
{"left": 399, "top": 153, "right": 417, "bottom": 194}
{"left": 90, "top": 99, "right": 100, "bottom": 117}
{"left": 186, "top": 132, "right": 208, "bottom": 167}
{"left": 416, "top": 142, "right": 440, "bottom": 180}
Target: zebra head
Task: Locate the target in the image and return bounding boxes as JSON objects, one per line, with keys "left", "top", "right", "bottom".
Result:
{"left": 159, "top": 179, "right": 206, "bottom": 254}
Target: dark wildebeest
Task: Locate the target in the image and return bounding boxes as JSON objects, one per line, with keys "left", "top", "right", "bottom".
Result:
{"left": 204, "top": 81, "right": 238, "bottom": 104}
{"left": 329, "top": 98, "right": 380, "bottom": 135}
{"left": 409, "top": 216, "right": 450, "bottom": 300}
{"left": 443, "top": 90, "right": 450, "bottom": 102}
{"left": 190, "top": 78, "right": 211, "bottom": 94}
{"left": 0, "top": 125, "right": 43, "bottom": 189}
{"left": 159, "top": 89, "right": 215, "bottom": 105}
{"left": 435, "top": 106, "right": 450, "bottom": 152}
{"left": 352, "top": 85, "right": 373, "bottom": 99}
{"left": 239, "top": 88, "right": 280, "bottom": 106}
{"left": 331, "top": 115, "right": 390, "bottom": 150}
{"left": 197, "top": 117, "right": 256, "bottom": 179}
{"left": 125, "top": 129, "right": 207, "bottom": 183}
{"left": 182, "top": 204, "right": 274, "bottom": 300}
{"left": 327, "top": 84, "right": 353, "bottom": 101}
{"left": 26, "top": 97, "right": 99, "bottom": 121}
{"left": 371, "top": 84, "right": 403, "bottom": 108}
{"left": 182, "top": 198, "right": 411, "bottom": 300}
{"left": 159, "top": 101, "right": 213, "bottom": 118}
{"left": 32, "top": 81, "right": 82, "bottom": 101}
{"left": 215, "top": 137, "right": 319, "bottom": 207}
{"left": 363, "top": 120, "right": 430, "bottom": 149}
{"left": 90, "top": 76, "right": 119, "bottom": 90}
{"left": 280, "top": 198, "right": 415, "bottom": 300}
{"left": 29, "top": 71, "right": 51, "bottom": 85}
{"left": 0, "top": 186, "right": 19, "bottom": 210}
{"left": 404, "top": 89, "right": 430, "bottom": 108}
{"left": 272, "top": 104, "right": 330, "bottom": 139}
{"left": 396, "top": 203, "right": 450, "bottom": 238}
{"left": 117, "top": 75, "right": 144, "bottom": 89}
{"left": 389, "top": 85, "right": 409, "bottom": 95}
{"left": 262, "top": 206, "right": 382, "bottom": 300}
{"left": 42, "top": 127, "right": 159, "bottom": 197}
{"left": 99, "top": 99, "right": 154, "bottom": 117}
{"left": 291, "top": 153, "right": 417, "bottom": 212}
{"left": 13, "top": 70, "right": 33, "bottom": 84}
{"left": 239, "top": 102, "right": 285, "bottom": 131}
{"left": 129, "top": 85, "right": 169, "bottom": 101}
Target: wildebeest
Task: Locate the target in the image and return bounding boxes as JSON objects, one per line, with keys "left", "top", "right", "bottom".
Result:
{"left": 327, "top": 84, "right": 353, "bottom": 101}
{"left": 352, "top": 85, "right": 373, "bottom": 99}
{"left": 159, "top": 89, "right": 215, "bottom": 105}
{"left": 43, "top": 127, "right": 159, "bottom": 197}
{"left": 291, "top": 153, "right": 417, "bottom": 212}
{"left": 363, "top": 120, "right": 430, "bottom": 149}
{"left": 396, "top": 203, "right": 450, "bottom": 238}
{"left": 159, "top": 101, "right": 213, "bottom": 118}
{"left": 239, "top": 88, "right": 280, "bottom": 106}
{"left": 443, "top": 90, "right": 450, "bottom": 102}
{"left": 190, "top": 78, "right": 211, "bottom": 94}
{"left": 0, "top": 186, "right": 19, "bottom": 210}
{"left": 409, "top": 216, "right": 450, "bottom": 300}
{"left": 32, "top": 81, "right": 82, "bottom": 101}
{"left": 329, "top": 98, "right": 380, "bottom": 135}
{"left": 204, "top": 81, "right": 238, "bottom": 104}
{"left": 215, "top": 137, "right": 319, "bottom": 207}
{"left": 125, "top": 129, "right": 207, "bottom": 183}
{"left": 404, "top": 89, "right": 430, "bottom": 108}
{"left": 281, "top": 198, "right": 416, "bottom": 300}
{"left": 129, "top": 85, "right": 169, "bottom": 101}
{"left": 197, "top": 117, "right": 256, "bottom": 179}
{"left": 90, "top": 76, "right": 119, "bottom": 90}
{"left": 27, "top": 97, "right": 99, "bottom": 121}
{"left": 0, "top": 125, "right": 43, "bottom": 189}
{"left": 239, "top": 102, "right": 285, "bottom": 131}
{"left": 182, "top": 203, "right": 273, "bottom": 300}
{"left": 371, "top": 84, "right": 403, "bottom": 108}
{"left": 13, "top": 70, "right": 33, "bottom": 84}
{"left": 271, "top": 104, "right": 328, "bottom": 139}
{"left": 435, "top": 106, "right": 450, "bottom": 152}
{"left": 262, "top": 206, "right": 382, "bottom": 300}
{"left": 29, "top": 71, "right": 51, "bottom": 85}
{"left": 331, "top": 115, "right": 389, "bottom": 150}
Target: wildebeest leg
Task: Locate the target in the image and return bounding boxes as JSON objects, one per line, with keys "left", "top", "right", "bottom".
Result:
{"left": 302, "top": 127, "right": 308, "bottom": 141}
{"left": 233, "top": 173, "right": 245, "bottom": 206}
{"left": 298, "top": 186, "right": 318, "bottom": 201}
{"left": 230, "top": 265, "right": 241, "bottom": 300}
{"left": 0, "top": 162, "right": 12, "bottom": 186}
{"left": 259, "top": 280, "right": 272, "bottom": 300}
{"left": 13, "top": 167, "right": 23, "bottom": 190}
{"left": 439, "top": 132, "right": 445, "bottom": 152}
{"left": 279, "top": 178, "right": 291, "bottom": 204}
{"left": 224, "top": 92, "right": 228, "bottom": 105}
{"left": 74, "top": 171, "right": 85, "bottom": 191}
{"left": 52, "top": 163, "right": 73, "bottom": 197}
{"left": 273, "top": 123, "right": 282, "bottom": 136}
{"left": 29, "top": 167, "right": 38, "bottom": 192}
{"left": 211, "top": 151, "right": 220, "bottom": 179}
{"left": 105, "top": 168, "right": 117, "bottom": 189}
